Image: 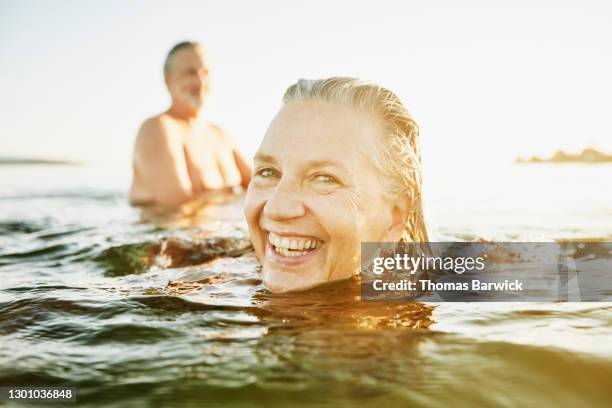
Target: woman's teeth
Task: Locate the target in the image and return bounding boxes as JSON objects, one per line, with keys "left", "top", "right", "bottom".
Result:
{"left": 268, "top": 232, "right": 321, "bottom": 257}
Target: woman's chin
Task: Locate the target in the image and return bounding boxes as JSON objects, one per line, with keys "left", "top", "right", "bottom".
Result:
{"left": 262, "top": 267, "right": 353, "bottom": 293}
{"left": 263, "top": 269, "right": 324, "bottom": 293}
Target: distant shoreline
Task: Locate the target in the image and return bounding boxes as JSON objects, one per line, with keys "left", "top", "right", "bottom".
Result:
{"left": 0, "top": 157, "right": 81, "bottom": 166}
{"left": 516, "top": 148, "right": 612, "bottom": 164}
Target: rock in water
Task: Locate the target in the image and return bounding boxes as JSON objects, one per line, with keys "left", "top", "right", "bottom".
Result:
{"left": 154, "top": 235, "right": 253, "bottom": 268}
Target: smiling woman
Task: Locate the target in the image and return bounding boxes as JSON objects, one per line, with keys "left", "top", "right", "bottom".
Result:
{"left": 244, "top": 77, "right": 428, "bottom": 292}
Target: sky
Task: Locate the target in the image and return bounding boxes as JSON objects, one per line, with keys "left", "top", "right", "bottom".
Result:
{"left": 1, "top": 0, "right": 611, "bottom": 175}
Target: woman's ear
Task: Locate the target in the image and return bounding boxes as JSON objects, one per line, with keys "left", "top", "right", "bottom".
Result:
{"left": 382, "top": 193, "right": 411, "bottom": 242}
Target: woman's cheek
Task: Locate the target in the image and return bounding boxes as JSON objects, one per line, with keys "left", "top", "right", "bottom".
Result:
{"left": 244, "top": 191, "right": 266, "bottom": 255}
{"left": 245, "top": 185, "right": 267, "bottom": 215}
{"left": 313, "top": 198, "right": 361, "bottom": 249}
{"left": 329, "top": 193, "right": 369, "bottom": 276}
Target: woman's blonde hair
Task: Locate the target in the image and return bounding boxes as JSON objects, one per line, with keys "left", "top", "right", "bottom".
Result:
{"left": 282, "top": 77, "right": 428, "bottom": 242}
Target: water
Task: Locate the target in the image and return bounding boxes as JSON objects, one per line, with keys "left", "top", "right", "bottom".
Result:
{"left": 1, "top": 163, "right": 612, "bottom": 407}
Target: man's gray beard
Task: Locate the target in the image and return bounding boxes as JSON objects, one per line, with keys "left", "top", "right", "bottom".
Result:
{"left": 186, "top": 95, "right": 203, "bottom": 110}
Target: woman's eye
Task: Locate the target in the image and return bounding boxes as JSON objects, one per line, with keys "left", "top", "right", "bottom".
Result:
{"left": 255, "top": 168, "right": 280, "bottom": 178}
{"left": 313, "top": 174, "right": 339, "bottom": 184}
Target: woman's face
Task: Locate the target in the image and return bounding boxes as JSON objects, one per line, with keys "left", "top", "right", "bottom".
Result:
{"left": 244, "top": 99, "right": 405, "bottom": 292}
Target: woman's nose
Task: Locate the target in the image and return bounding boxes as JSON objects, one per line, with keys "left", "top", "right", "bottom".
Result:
{"left": 263, "top": 181, "right": 306, "bottom": 221}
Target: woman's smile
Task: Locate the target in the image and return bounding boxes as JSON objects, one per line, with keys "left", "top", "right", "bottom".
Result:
{"left": 265, "top": 231, "right": 326, "bottom": 266}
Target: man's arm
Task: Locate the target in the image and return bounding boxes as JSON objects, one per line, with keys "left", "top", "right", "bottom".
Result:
{"left": 209, "top": 123, "right": 252, "bottom": 190}
{"left": 133, "top": 118, "right": 193, "bottom": 206}
{"left": 233, "top": 148, "right": 252, "bottom": 190}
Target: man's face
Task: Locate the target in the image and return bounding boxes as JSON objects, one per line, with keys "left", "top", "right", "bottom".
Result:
{"left": 165, "top": 47, "right": 209, "bottom": 112}
{"left": 244, "top": 99, "right": 400, "bottom": 293}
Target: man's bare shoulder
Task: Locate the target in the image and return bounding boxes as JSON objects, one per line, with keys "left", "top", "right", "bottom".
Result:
{"left": 139, "top": 114, "right": 173, "bottom": 136}
{"left": 136, "top": 114, "right": 179, "bottom": 147}
{"left": 133, "top": 114, "right": 185, "bottom": 165}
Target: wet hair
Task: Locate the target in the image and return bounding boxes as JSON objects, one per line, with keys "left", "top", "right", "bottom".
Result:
{"left": 163, "top": 41, "right": 202, "bottom": 76}
{"left": 282, "top": 77, "right": 429, "bottom": 242}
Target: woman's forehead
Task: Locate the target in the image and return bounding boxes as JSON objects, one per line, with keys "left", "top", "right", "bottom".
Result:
{"left": 261, "top": 100, "right": 380, "bottom": 153}
{"left": 256, "top": 108, "right": 382, "bottom": 178}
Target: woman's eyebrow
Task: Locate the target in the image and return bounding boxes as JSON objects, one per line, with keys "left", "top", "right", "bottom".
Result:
{"left": 253, "top": 155, "right": 352, "bottom": 176}
{"left": 305, "top": 160, "right": 351, "bottom": 174}
{"left": 253, "top": 153, "right": 278, "bottom": 164}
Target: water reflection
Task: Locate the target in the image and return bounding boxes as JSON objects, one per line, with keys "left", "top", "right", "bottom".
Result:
{"left": 136, "top": 191, "right": 247, "bottom": 229}
{"left": 253, "top": 278, "right": 434, "bottom": 331}
{"left": 159, "top": 259, "right": 434, "bottom": 402}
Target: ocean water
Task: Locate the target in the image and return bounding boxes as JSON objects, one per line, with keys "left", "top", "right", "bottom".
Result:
{"left": 1, "top": 163, "right": 611, "bottom": 407}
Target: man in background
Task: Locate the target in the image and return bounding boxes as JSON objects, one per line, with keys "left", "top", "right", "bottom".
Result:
{"left": 129, "top": 41, "right": 251, "bottom": 207}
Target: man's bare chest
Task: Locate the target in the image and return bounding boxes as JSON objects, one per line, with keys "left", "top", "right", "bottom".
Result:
{"left": 176, "top": 126, "right": 240, "bottom": 189}
{"left": 182, "top": 129, "right": 228, "bottom": 169}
